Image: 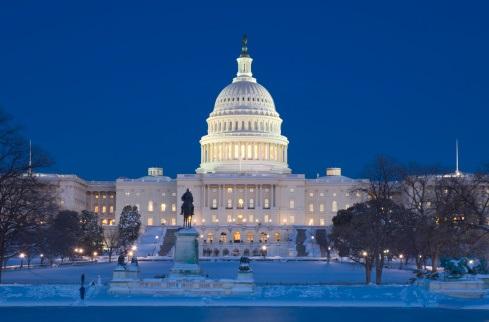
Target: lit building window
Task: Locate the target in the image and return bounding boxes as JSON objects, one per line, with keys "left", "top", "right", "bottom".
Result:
{"left": 109, "top": 219, "right": 115, "bottom": 225}
{"left": 247, "top": 232, "right": 254, "bottom": 242}
{"left": 309, "top": 192, "right": 314, "bottom": 197}
{"left": 289, "top": 215, "right": 295, "bottom": 224}
{"left": 94, "top": 206, "right": 99, "bottom": 213}
{"left": 289, "top": 188, "right": 295, "bottom": 193}
{"left": 148, "top": 200, "right": 154, "bottom": 212}
{"left": 319, "top": 204, "right": 324, "bottom": 212}
{"left": 264, "top": 214, "right": 269, "bottom": 223}
{"left": 110, "top": 195, "right": 114, "bottom": 199}
{"left": 248, "top": 214, "right": 254, "bottom": 223}
{"left": 161, "top": 203, "right": 166, "bottom": 212}
{"left": 109, "top": 206, "right": 114, "bottom": 213}
{"left": 274, "top": 232, "right": 281, "bottom": 242}
{"left": 289, "top": 199, "right": 295, "bottom": 209}
{"left": 160, "top": 218, "right": 166, "bottom": 224}
{"left": 171, "top": 218, "right": 176, "bottom": 225}
{"left": 320, "top": 192, "right": 324, "bottom": 197}
{"left": 227, "top": 215, "right": 232, "bottom": 223}
{"left": 171, "top": 204, "right": 176, "bottom": 212}
{"left": 333, "top": 193, "right": 337, "bottom": 197}
{"left": 264, "top": 198, "right": 270, "bottom": 209}
{"left": 308, "top": 218, "right": 314, "bottom": 226}
{"left": 212, "top": 214, "right": 218, "bottom": 223}
{"left": 172, "top": 192, "right": 176, "bottom": 196}
{"left": 102, "top": 219, "right": 108, "bottom": 225}
{"left": 135, "top": 204, "right": 140, "bottom": 211}
{"left": 220, "top": 232, "right": 227, "bottom": 243}
{"left": 332, "top": 201, "right": 338, "bottom": 212}
{"left": 227, "top": 199, "right": 232, "bottom": 208}
{"left": 309, "top": 203, "right": 314, "bottom": 212}
{"left": 345, "top": 192, "right": 350, "bottom": 197}
{"left": 249, "top": 198, "right": 254, "bottom": 208}
{"left": 260, "top": 232, "right": 268, "bottom": 243}
{"left": 102, "top": 195, "right": 106, "bottom": 199}
{"left": 102, "top": 206, "right": 106, "bottom": 213}
{"left": 207, "top": 233, "right": 214, "bottom": 243}
{"left": 238, "top": 198, "right": 244, "bottom": 209}
{"left": 320, "top": 218, "right": 325, "bottom": 226}
{"left": 125, "top": 192, "right": 130, "bottom": 196}
{"left": 148, "top": 217, "right": 154, "bottom": 226}
{"left": 227, "top": 187, "right": 233, "bottom": 193}
{"left": 249, "top": 188, "right": 254, "bottom": 193}
{"left": 345, "top": 204, "right": 350, "bottom": 209}
{"left": 95, "top": 194, "right": 99, "bottom": 199}
{"left": 212, "top": 198, "right": 218, "bottom": 209}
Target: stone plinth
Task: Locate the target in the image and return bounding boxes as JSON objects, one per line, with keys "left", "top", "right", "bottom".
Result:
{"left": 169, "top": 228, "right": 202, "bottom": 277}
{"left": 112, "top": 265, "right": 139, "bottom": 281}
{"left": 425, "top": 279, "right": 485, "bottom": 298}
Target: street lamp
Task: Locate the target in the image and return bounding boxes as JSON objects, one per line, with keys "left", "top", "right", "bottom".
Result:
{"left": 131, "top": 245, "right": 137, "bottom": 251}
{"left": 261, "top": 245, "right": 267, "bottom": 258}
{"left": 19, "top": 253, "right": 26, "bottom": 269}
{"left": 399, "top": 254, "right": 404, "bottom": 269}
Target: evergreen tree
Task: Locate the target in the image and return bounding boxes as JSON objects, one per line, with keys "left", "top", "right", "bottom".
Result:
{"left": 79, "top": 210, "right": 104, "bottom": 257}
{"left": 118, "top": 205, "right": 141, "bottom": 250}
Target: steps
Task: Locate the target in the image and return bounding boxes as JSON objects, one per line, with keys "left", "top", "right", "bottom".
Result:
{"left": 159, "top": 228, "right": 178, "bottom": 256}
{"left": 136, "top": 226, "right": 166, "bottom": 257}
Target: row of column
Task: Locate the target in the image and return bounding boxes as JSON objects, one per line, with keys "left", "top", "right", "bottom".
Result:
{"left": 202, "top": 184, "right": 277, "bottom": 209}
{"left": 201, "top": 142, "right": 287, "bottom": 163}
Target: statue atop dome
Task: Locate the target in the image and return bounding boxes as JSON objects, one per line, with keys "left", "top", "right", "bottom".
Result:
{"left": 240, "top": 34, "right": 250, "bottom": 58}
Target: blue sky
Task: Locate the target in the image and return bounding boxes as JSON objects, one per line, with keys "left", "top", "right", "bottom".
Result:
{"left": 0, "top": 1, "right": 488, "bottom": 180}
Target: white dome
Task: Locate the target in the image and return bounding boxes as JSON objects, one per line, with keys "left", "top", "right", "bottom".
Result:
{"left": 211, "top": 81, "right": 278, "bottom": 117}
{"left": 196, "top": 36, "right": 290, "bottom": 175}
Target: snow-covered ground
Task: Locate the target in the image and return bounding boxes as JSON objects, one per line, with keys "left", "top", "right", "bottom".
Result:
{"left": 1, "top": 260, "right": 413, "bottom": 285}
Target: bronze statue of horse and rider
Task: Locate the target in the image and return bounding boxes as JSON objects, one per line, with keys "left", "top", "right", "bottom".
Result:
{"left": 180, "top": 188, "right": 194, "bottom": 228}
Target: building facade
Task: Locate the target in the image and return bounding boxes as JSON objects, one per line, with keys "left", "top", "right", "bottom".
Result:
{"left": 45, "top": 38, "right": 368, "bottom": 257}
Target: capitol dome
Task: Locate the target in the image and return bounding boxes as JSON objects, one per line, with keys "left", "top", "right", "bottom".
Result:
{"left": 196, "top": 36, "right": 291, "bottom": 175}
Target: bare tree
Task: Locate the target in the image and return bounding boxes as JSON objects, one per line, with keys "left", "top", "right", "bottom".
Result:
{"left": 102, "top": 226, "right": 119, "bottom": 263}
{"left": 0, "top": 110, "right": 56, "bottom": 282}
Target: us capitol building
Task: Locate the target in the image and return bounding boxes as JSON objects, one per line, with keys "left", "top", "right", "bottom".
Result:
{"left": 41, "top": 37, "right": 368, "bottom": 257}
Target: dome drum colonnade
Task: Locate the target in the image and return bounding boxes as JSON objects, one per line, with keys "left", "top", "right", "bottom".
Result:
{"left": 197, "top": 35, "right": 290, "bottom": 175}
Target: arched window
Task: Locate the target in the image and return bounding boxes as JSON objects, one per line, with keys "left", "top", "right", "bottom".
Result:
{"left": 260, "top": 232, "right": 268, "bottom": 243}
{"left": 233, "top": 231, "right": 241, "bottom": 242}
{"left": 207, "top": 233, "right": 214, "bottom": 243}
{"left": 238, "top": 198, "right": 244, "bottom": 209}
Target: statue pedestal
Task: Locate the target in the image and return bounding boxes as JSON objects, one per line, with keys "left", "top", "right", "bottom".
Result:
{"left": 169, "top": 228, "right": 202, "bottom": 277}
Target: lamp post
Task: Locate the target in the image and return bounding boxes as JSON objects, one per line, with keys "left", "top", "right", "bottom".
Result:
{"left": 261, "top": 245, "right": 267, "bottom": 258}
{"left": 399, "top": 254, "right": 404, "bottom": 269}
{"left": 19, "top": 253, "right": 26, "bottom": 269}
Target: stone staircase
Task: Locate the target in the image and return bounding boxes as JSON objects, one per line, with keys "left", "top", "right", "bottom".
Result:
{"left": 159, "top": 228, "right": 179, "bottom": 256}
{"left": 295, "top": 229, "right": 308, "bottom": 256}
{"left": 136, "top": 226, "right": 166, "bottom": 257}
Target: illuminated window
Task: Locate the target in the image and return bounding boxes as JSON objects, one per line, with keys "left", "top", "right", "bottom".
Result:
{"left": 227, "top": 215, "right": 232, "bottom": 223}
{"left": 260, "top": 232, "right": 268, "bottom": 243}
{"left": 289, "top": 199, "right": 295, "bottom": 209}
{"left": 264, "top": 198, "right": 270, "bottom": 209}
{"left": 248, "top": 214, "right": 254, "bottom": 223}
{"left": 207, "top": 233, "right": 214, "bottom": 243}
{"left": 220, "top": 232, "right": 227, "bottom": 243}
{"left": 148, "top": 200, "right": 154, "bottom": 212}
{"left": 345, "top": 204, "right": 350, "bottom": 209}
{"left": 147, "top": 217, "right": 154, "bottom": 226}
{"left": 289, "top": 215, "right": 295, "bottom": 224}
{"left": 171, "top": 204, "right": 176, "bottom": 212}
{"left": 274, "top": 232, "right": 281, "bottom": 242}
{"left": 212, "top": 214, "right": 218, "bottom": 223}
{"left": 333, "top": 193, "right": 337, "bottom": 197}
{"left": 264, "top": 214, "right": 269, "bottom": 223}
{"left": 320, "top": 192, "right": 324, "bottom": 197}
{"left": 238, "top": 198, "right": 244, "bottom": 209}
{"left": 102, "top": 206, "right": 106, "bottom": 213}
{"left": 110, "top": 195, "right": 114, "bottom": 199}
{"left": 102, "top": 195, "right": 106, "bottom": 199}
{"left": 109, "top": 206, "right": 114, "bottom": 213}
{"left": 227, "top": 199, "right": 232, "bottom": 208}
{"left": 319, "top": 204, "right": 324, "bottom": 212}
{"left": 233, "top": 231, "right": 241, "bottom": 242}
{"left": 172, "top": 192, "right": 176, "bottom": 196}
{"left": 171, "top": 218, "right": 176, "bottom": 225}
{"left": 160, "top": 218, "right": 166, "bottom": 224}
{"left": 161, "top": 203, "right": 166, "bottom": 212}
{"left": 249, "top": 198, "right": 254, "bottom": 208}
{"left": 102, "top": 219, "right": 108, "bottom": 225}
{"left": 247, "top": 232, "right": 254, "bottom": 242}
{"left": 309, "top": 192, "right": 314, "bottom": 197}
{"left": 125, "top": 191, "right": 130, "bottom": 196}
{"left": 95, "top": 194, "right": 99, "bottom": 199}
{"left": 308, "top": 218, "right": 314, "bottom": 226}
{"left": 332, "top": 201, "right": 338, "bottom": 212}
{"left": 212, "top": 198, "right": 217, "bottom": 209}
{"left": 289, "top": 188, "right": 295, "bottom": 193}
{"left": 94, "top": 206, "right": 99, "bottom": 213}
{"left": 320, "top": 218, "right": 325, "bottom": 226}
{"left": 345, "top": 192, "right": 350, "bottom": 197}
{"left": 227, "top": 187, "right": 233, "bottom": 193}
{"left": 109, "top": 219, "right": 115, "bottom": 225}
{"left": 309, "top": 203, "right": 314, "bottom": 212}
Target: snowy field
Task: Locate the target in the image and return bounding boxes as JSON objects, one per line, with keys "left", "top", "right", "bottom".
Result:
{"left": 1, "top": 260, "right": 413, "bottom": 285}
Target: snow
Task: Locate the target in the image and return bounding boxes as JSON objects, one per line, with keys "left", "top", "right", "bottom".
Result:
{"left": 1, "top": 260, "right": 413, "bottom": 285}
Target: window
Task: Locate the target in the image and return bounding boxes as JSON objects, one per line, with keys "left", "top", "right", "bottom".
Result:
{"left": 248, "top": 214, "right": 254, "bottom": 223}
{"left": 219, "top": 232, "right": 227, "bottom": 243}
{"left": 249, "top": 198, "right": 254, "bottom": 208}
{"left": 171, "top": 218, "right": 176, "bottom": 225}
{"left": 247, "top": 232, "right": 254, "bottom": 242}
{"left": 227, "top": 215, "right": 232, "bottom": 223}
{"left": 289, "top": 215, "right": 295, "bottom": 224}
{"left": 102, "top": 206, "right": 106, "bottom": 213}
{"left": 148, "top": 217, "right": 154, "bottom": 226}
{"left": 211, "top": 198, "right": 218, "bottom": 209}
{"left": 212, "top": 214, "right": 218, "bottom": 223}
{"left": 289, "top": 199, "right": 295, "bottom": 209}
{"left": 161, "top": 203, "right": 166, "bottom": 212}
{"left": 160, "top": 218, "right": 166, "bottom": 224}
{"left": 274, "top": 232, "right": 281, "bottom": 242}
{"left": 94, "top": 206, "right": 99, "bottom": 213}
{"left": 172, "top": 192, "right": 176, "bottom": 196}
{"left": 289, "top": 188, "right": 295, "bottom": 193}
{"left": 260, "top": 232, "right": 268, "bottom": 243}
{"left": 102, "top": 219, "right": 108, "bottom": 225}
{"left": 264, "top": 198, "right": 270, "bottom": 209}
{"left": 333, "top": 193, "right": 337, "bottom": 197}
{"left": 332, "top": 201, "right": 338, "bottom": 212}
{"left": 238, "top": 198, "right": 244, "bottom": 209}
{"left": 148, "top": 200, "right": 154, "bottom": 212}
{"left": 264, "top": 214, "right": 269, "bottom": 223}
{"left": 207, "top": 233, "right": 214, "bottom": 243}
{"left": 309, "top": 203, "right": 314, "bottom": 212}
{"left": 109, "top": 206, "right": 114, "bottom": 213}
{"left": 345, "top": 204, "right": 350, "bottom": 209}
{"left": 227, "top": 187, "right": 233, "bottom": 193}
{"left": 345, "top": 192, "right": 350, "bottom": 197}
{"left": 95, "top": 194, "right": 99, "bottom": 199}
{"left": 308, "top": 218, "right": 314, "bottom": 226}
{"left": 110, "top": 195, "right": 114, "bottom": 199}
{"left": 102, "top": 195, "right": 106, "bottom": 199}
{"left": 233, "top": 231, "right": 241, "bottom": 242}
{"left": 309, "top": 192, "right": 314, "bottom": 197}
{"left": 319, "top": 204, "right": 324, "bottom": 212}
{"left": 320, "top": 192, "right": 324, "bottom": 197}
{"left": 125, "top": 191, "right": 130, "bottom": 196}
{"left": 227, "top": 199, "right": 232, "bottom": 208}
{"left": 320, "top": 218, "right": 325, "bottom": 226}
{"left": 171, "top": 204, "right": 176, "bottom": 212}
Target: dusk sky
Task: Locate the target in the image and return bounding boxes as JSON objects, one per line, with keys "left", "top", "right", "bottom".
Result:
{"left": 0, "top": 1, "right": 488, "bottom": 180}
